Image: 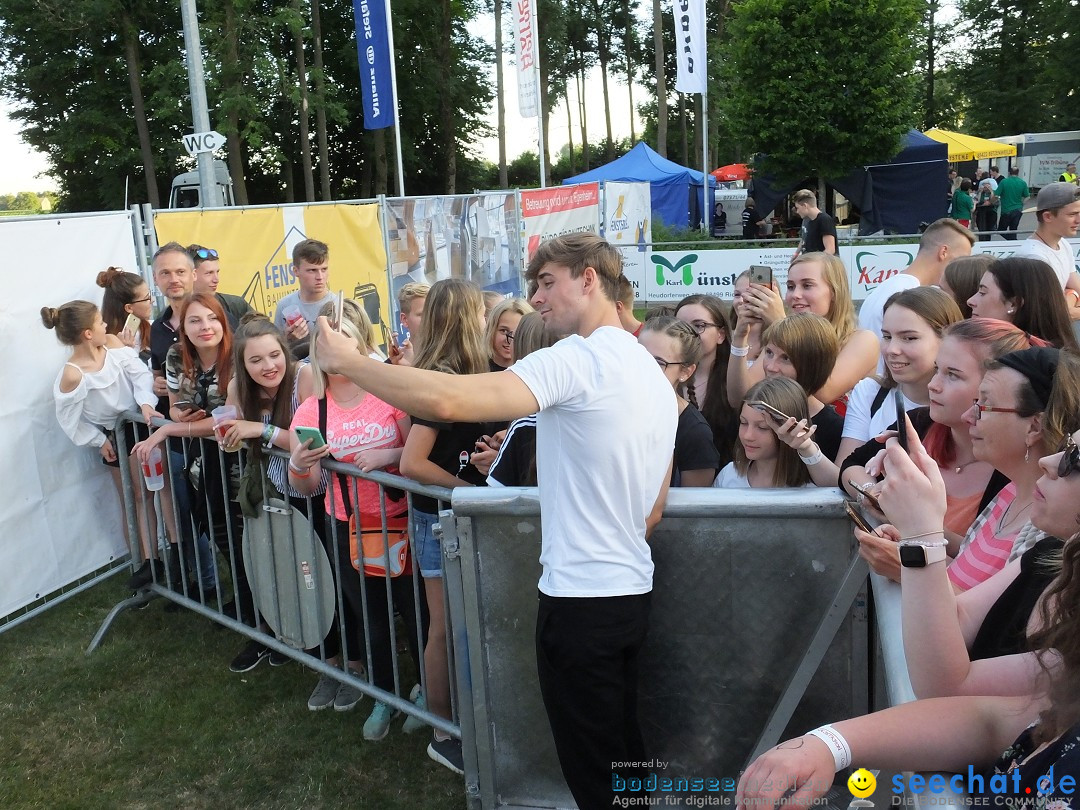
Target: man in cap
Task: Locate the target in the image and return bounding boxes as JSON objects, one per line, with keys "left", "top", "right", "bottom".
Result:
{"left": 1013, "top": 182, "right": 1080, "bottom": 318}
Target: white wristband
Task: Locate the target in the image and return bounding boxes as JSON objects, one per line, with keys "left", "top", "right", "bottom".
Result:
{"left": 730, "top": 343, "right": 750, "bottom": 357}
{"left": 806, "top": 724, "right": 852, "bottom": 772}
{"left": 799, "top": 447, "right": 824, "bottom": 466}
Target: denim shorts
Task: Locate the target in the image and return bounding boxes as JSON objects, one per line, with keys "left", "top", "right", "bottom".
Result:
{"left": 412, "top": 509, "right": 443, "bottom": 578}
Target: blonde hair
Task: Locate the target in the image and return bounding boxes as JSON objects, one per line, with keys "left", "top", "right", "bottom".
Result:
{"left": 734, "top": 377, "right": 811, "bottom": 487}
{"left": 308, "top": 298, "right": 379, "bottom": 398}
{"left": 485, "top": 298, "right": 534, "bottom": 365}
{"left": 412, "top": 279, "right": 489, "bottom": 375}
{"left": 397, "top": 282, "right": 430, "bottom": 316}
{"left": 789, "top": 252, "right": 857, "bottom": 344}
{"left": 513, "top": 311, "right": 558, "bottom": 362}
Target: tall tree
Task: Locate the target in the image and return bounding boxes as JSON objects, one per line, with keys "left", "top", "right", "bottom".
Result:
{"left": 495, "top": 0, "right": 508, "bottom": 187}
{"left": 722, "top": 0, "right": 920, "bottom": 182}
{"left": 309, "top": 0, "right": 331, "bottom": 199}
{"left": 651, "top": 0, "right": 666, "bottom": 156}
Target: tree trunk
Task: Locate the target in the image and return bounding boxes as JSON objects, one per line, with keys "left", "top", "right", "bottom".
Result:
{"left": 120, "top": 10, "right": 159, "bottom": 208}
{"left": 539, "top": 45, "right": 551, "bottom": 182}
{"left": 495, "top": 0, "right": 508, "bottom": 187}
{"left": 310, "top": 0, "right": 332, "bottom": 200}
{"left": 680, "top": 94, "right": 688, "bottom": 165}
{"left": 925, "top": 0, "right": 938, "bottom": 128}
{"left": 626, "top": 0, "right": 636, "bottom": 143}
{"left": 291, "top": 0, "right": 315, "bottom": 201}
{"left": 652, "top": 0, "right": 666, "bottom": 156}
{"left": 222, "top": 1, "right": 249, "bottom": 205}
{"left": 565, "top": 92, "right": 575, "bottom": 175}
{"left": 438, "top": 0, "right": 456, "bottom": 193}
{"left": 577, "top": 64, "right": 591, "bottom": 171}
{"left": 591, "top": 0, "right": 614, "bottom": 162}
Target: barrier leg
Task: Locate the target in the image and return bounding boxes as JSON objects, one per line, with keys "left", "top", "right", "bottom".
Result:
{"left": 85, "top": 591, "right": 157, "bottom": 655}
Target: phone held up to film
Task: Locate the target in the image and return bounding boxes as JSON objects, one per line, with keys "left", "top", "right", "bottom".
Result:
{"left": 331, "top": 291, "right": 345, "bottom": 332}
{"left": 748, "top": 399, "right": 791, "bottom": 424}
{"left": 123, "top": 313, "right": 141, "bottom": 335}
{"left": 749, "top": 264, "right": 773, "bottom": 288}
{"left": 893, "top": 389, "right": 909, "bottom": 452}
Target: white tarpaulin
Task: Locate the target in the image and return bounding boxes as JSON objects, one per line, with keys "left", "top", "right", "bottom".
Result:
{"left": 0, "top": 212, "right": 137, "bottom": 619}
{"left": 602, "top": 181, "right": 652, "bottom": 301}
{"left": 514, "top": 0, "right": 540, "bottom": 118}
{"left": 673, "top": 0, "right": 707, "bottom": 94}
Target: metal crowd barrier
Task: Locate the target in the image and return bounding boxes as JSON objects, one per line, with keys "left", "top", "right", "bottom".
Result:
{"left": 93, "top": 413, "right": 461, "bottom": 741}
{"left": 444, "top": 486, "right": 871, "bottom": 809}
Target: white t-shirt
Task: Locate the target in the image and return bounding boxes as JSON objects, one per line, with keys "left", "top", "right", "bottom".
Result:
{"left": 509, "top": 326, "right": 677, "bottom": 598}
{"left": 1013, "top": 237, "right": 1078, "bottom": 289}
{"left": 273, "top": 290, "right": 337, "bottom": 332}
{"left": 857, "top": 273, "right": 921, "bottom": 375}
{"left": 842, "top": 378, "right": 921, "bottom": 443}
{"left": 713, "top": 463, "right": 751, "bottom": 489}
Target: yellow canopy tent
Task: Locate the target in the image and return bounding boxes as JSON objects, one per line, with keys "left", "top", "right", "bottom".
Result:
{"left": 922, "top": 129, "right": 1017, "bottom": 162}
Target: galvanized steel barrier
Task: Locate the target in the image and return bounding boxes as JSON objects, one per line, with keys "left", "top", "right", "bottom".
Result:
{"left": 443, "top": 486, "right": 871, "bottom": 809}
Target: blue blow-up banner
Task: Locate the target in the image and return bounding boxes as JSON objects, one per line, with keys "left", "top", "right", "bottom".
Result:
{"left": 353, "top": 0, "right": 394, "bottom": 130}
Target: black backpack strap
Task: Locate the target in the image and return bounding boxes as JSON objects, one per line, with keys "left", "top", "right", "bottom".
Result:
{"left": 870, "top": 385, "right": 890, "bottom": 419}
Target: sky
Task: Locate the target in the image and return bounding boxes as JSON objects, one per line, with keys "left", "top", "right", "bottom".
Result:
{"left": 0, "top": 101, "right": 54, "bottom": 194}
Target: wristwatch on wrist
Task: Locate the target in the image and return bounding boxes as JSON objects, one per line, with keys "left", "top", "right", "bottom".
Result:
{"left": 898, "top": 541, "right": 948, "bottom": 568}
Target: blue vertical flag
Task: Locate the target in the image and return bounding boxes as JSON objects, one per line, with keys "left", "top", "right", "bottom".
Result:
{"left": 353, "top": 0, "right": 394, "bottom": 129}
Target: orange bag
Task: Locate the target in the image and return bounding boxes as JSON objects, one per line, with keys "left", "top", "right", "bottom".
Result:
{"left": 350, "top": 511, "right": 411, "bottom": 578}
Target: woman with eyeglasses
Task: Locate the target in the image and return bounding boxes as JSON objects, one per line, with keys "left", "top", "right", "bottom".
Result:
{"left": 674, "top": 294, "right": 738, "bottom": 466}
{"left": 842, "top": 319, "right": 1046, "bottom": 577}
{"left": 638, "top": 317, "right": 720, "bottom": 487}
{"left": 97, "top": 266, "right": 153, "bottom": 356}
{"left": 856, "top": 347, "right": 1066, "bottom": 595}
{"left": 731, "top": 252, "right": 880, "bottom": 414}
{"left": 738, "top": 414, "right": 1080, "bottom": 807}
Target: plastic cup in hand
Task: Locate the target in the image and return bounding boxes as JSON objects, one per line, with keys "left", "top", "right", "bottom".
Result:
{"left": 141, "top": 446, "right": 165, "bottom": 491}
{"left": 283, "top": 305, "right": 304, "bottom": 330}
{"left": 211, "top": 405, "right": 242, "bottom": 452}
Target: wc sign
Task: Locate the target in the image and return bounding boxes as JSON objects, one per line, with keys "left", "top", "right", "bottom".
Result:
{"left": 182, "top": 130, "right": 226, "bottom": 156}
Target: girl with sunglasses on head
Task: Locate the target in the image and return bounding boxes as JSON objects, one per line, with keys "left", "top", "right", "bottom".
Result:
{"left": 739, "top": 416, "right": 1080, "bottom": 806}
{"left": 674, "top": 294, "right": 738, "bottom": 467}
{"left": 638, "top": 317, "right": 720, "bottom": 487}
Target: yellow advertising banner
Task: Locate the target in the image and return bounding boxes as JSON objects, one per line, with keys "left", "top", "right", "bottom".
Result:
{"left": 153, "top": 203, "right": 391, "bottom": 325}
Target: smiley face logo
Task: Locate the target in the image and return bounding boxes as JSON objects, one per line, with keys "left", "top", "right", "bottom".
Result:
{"left": 848, "top": 768, "right": 877, "bottom": 798}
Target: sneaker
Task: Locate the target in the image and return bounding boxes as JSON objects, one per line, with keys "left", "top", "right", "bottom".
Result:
{"left": 307, "top": 673, "right": 339, "bottom": 711}
{"left": 333, "top": 668, "right": 365, "bottom": 712}
{"left": 229, "top": 640, "right": 270, "bottom": 673}
{"left": 126, "top": 559, "right": 160, "bottom": 590}
{"left": 402, "top": 685, "right": 427, "bottom": 734}
{"left": 427, "top": 735, "right": 464, "bottom": 775}
{"left": 363, "top": 701, "right": 399, "bottom": 741}
{"left": 268, "top": 648, "right": 290, "bottom": 667}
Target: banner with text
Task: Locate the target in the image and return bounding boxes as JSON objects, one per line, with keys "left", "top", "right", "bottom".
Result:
{"left": 520, "top": 182, "right": 600, "bottom": 265}
{"left": 353, "top": 0, "right": 394, "bottom": 129}
{"left": 154, "top": 203, "right": 391, "bottom": 326}
{"left": 514, "top": 0, "right": 540, "bottom": 117}
{"left": 1, "top": 212, "right": 137, "bottom": 619}
{"left": 673, "top": 0, "right": 707, "bottom": 94}
{"left": 603, "top": 181, "right": 652, "bottom": 300}
{"left": 641, "top": 239, "right": 1080, "bottom": 302}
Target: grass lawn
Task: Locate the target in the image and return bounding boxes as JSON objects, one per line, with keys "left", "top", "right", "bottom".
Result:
{"left": 0, "top": 577, "right": 465, "bottom": 809}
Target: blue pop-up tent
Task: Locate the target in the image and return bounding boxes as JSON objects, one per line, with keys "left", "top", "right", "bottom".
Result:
{"left": 749, "top": 130, "right": 949, "bottom": 235}
{"left": 562, "top": 142, "right": 717, "bottom": 227}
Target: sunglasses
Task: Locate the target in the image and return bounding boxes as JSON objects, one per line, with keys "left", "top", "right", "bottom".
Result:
{"left": 193, "top": 248, "right": 218, "bottom": 260}
{"left": 1059, "top": 435, "right": 1079, "bottom": 478}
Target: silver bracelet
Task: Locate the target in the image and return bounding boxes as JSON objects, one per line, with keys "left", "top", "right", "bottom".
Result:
{"left": 729, "top": 343, "right": 750, "bottom": 357}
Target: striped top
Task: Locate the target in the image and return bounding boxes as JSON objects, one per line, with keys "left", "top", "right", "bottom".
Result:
{"left": 948, "top": 483, "right": 1019, "bottom": 592}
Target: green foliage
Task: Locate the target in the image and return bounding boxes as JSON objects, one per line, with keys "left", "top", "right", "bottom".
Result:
{"left": 721, "top": 0, "right": 921, "bottom": 183}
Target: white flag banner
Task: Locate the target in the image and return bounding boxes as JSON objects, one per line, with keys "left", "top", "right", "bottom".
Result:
{"left": 673, "top": 0, "right": 707, "bottom": 94}
{"left": 514, "top": 0, "right": 540, "bottom": 117}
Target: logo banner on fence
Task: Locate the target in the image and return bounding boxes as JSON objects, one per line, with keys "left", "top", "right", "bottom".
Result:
{"left": 353, "top": 0, "right": 394, "bottom": 130}
{"left": 520, "top": 182, "right": 600, "bottom": 264}
{"left": 673, "top": 0, "right": 707, "bottom": 94}
{"left": 603, "top": 181, "right": 651, "bottom": 300}
{"left": 1, "top": 212, "right": 137, "bottom": 619}
{"left": 154, "top": 204, "right": 391, "bottom": 325}
{"left": 514, "top": 0, "right": 540, "bottom": 118}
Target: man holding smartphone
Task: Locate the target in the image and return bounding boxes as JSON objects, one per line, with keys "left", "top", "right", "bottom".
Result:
{"left": 312, "top": 233, "right": 676, "bottom": 806}
{"left": 273, "top": 238, "right": 336, "bottom": 360}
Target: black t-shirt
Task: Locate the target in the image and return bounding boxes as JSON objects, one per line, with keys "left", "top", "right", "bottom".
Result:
{"left": 410, "top": 416, "right": 489, "bottom": 513}
{"left": 799, "top": 211, "right": 837, "bottom": 253}
{"left": 810, "top": 404, "right": 844, "bottom": 461}
{"left": 488, "top": 415, "right": 537, "bottom": 487}
{"left": 741, "top": 207, "right": 764, "bottom": 239}
{"left": 673, "top": 405, "right": 720, "bottom": 486}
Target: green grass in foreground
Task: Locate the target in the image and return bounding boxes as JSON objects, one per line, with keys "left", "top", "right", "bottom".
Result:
{"left": 0, "top": 578, "right": 464, "bottom": 809}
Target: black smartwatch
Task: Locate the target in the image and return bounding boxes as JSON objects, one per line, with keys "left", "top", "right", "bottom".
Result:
{"left": 899, "top": 541, "right": 947, "bottom": 568}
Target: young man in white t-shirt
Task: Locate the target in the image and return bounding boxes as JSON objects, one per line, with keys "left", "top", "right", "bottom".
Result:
{"left": 310, "top": 234, "right": 677, "bottom": 803}
{"left": 1013, "top": 182, "right": 1080, "bottom": 320}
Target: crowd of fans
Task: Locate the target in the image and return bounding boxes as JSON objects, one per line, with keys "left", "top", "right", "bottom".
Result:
{"left": 40, "top": 198, "right": 1080, "bottom": 803}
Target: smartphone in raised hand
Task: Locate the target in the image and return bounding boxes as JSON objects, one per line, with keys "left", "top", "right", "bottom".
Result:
{"left": 748, "top": 400, "right": 791, "bottom": 424}
{"left": 749, "top": 264, "right": 773, "bottom": 287}
{"left": 893, "top": 389, "right": 909, "bottom": 452}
